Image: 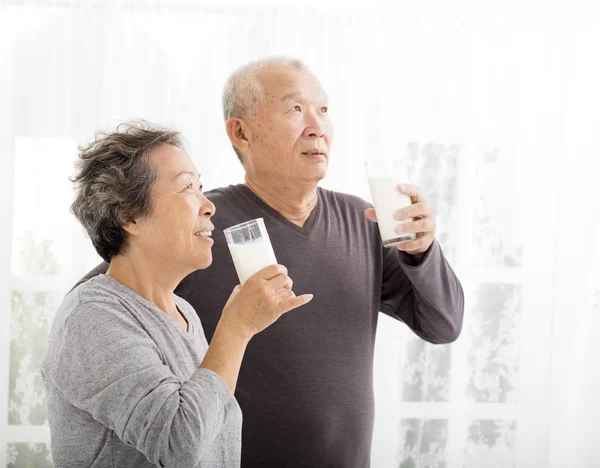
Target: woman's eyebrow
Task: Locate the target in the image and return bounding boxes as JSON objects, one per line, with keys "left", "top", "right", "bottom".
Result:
{"left": 172, "top": 171, "right": 200, "bottom": 181}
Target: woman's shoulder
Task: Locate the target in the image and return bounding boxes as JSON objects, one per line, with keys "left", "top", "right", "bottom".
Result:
{"left": 58, "top": 275, "right": 141, "bottom": 327}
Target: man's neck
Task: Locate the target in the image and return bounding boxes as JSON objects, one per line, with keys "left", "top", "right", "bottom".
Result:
{"left": 244, "top": 176, "right": 319, "bottom": 227}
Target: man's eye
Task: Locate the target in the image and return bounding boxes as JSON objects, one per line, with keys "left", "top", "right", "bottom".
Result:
{"left": 321, "top": 106, "right": 328, "bottom": 113}
{"left": 293, "top": 105, "right": 302, "bottom": 112}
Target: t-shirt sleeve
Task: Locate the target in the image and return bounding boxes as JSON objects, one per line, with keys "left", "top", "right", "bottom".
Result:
{"left": 45, "top": 300, "right": 238, "bottom": 467}
{"left": 379, "top": 240, "right": 464, "bottom": 344}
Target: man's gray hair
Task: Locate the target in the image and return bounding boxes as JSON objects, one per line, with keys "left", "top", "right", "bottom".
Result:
{"left": 222, "top": 56, "right": 309, "bottom": 163}
{"left": 70, "top": 121, "right": 184, "bottom": 263}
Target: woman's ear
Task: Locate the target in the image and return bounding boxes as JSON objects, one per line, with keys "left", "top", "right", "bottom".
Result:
{"left": 120, "top": 212, "right": 142, "bottom": 236}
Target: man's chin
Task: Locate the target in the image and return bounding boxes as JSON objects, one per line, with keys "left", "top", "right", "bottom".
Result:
{"left": 315, "top": 164, "right": 328, "bottom": 181}
{"left": 299, "top": 168, "right": 327, "bottom": 186}
{"left": 304, "top": 158, "right": 328, "bottom": 176}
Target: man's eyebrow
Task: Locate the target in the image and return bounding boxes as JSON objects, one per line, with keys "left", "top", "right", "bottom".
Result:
{"left": 281, "top": 92, "right": 329, "bottom": 104}
{"left": 281, "top": 92, "right": 302, "bottom": 103}
{"left": 172, "top": 171, "right": 200, "bottom": 181}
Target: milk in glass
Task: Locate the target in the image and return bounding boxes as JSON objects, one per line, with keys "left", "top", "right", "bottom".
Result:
{"left": 228, "top": 241, "right": 277, "bottom": 284}
{"left": 223, "top": 218, "right": 277, "bottom": 284}
{"left": 365, "top": 160, "right": 416, "bottom": 247}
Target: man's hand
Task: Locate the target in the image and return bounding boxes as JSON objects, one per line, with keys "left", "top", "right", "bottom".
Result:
{"left": 364, "top": 184, "right": 436, "bottom": 261}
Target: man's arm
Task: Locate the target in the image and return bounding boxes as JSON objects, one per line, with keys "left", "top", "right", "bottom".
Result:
{"left": 365, "top": 183, "right": 464, "bottom": 343}
{"left": 380, "top": 239, "right": 464, "bottom": 344}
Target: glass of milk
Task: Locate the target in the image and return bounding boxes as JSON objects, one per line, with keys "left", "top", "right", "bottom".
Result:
{"left": 365, "top": 159, "right": 416, "bottom": 247}
{"left": 223, "top": 218, "right": 278, "bottom": 284}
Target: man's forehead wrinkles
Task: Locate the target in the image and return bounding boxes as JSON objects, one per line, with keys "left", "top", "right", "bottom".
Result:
{"left": 281, "top": 92, "right": 302, "bottom": 102}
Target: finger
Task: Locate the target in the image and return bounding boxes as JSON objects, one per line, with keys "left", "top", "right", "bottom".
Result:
{"left": 395, "top": 217, "right": 436, "bottom": 235}
{"left": 273, "top": 288, "right": 296, "bottom": 301}
{"left": 397, "top": 184, "right": 425, "bottom": 203}
{"left": 268, "top": 274, "right": 293, "bottom": 292}
{"left": 364, "top": 208, "right": 378, "bottom": 223}
{"left": 252, "top": 264, "right": 288, "bottom": 281}
{"left": 396, "top": 232, "right": 434, "bottom": 253}
{"left": 394, "top": 202, "right": 432, "bottom": 221}
{"left": 279, "top": 293, "right": 314, "bottom": 314}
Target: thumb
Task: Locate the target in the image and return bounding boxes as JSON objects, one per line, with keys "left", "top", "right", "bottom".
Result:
{"left": 279, "top": 293, "right": 314, "bottom": 314}
{"left": 364, "top": 208, "right": 378, "bottom": 223}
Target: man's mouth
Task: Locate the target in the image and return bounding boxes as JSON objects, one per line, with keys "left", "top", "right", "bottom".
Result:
{"left": 194, "top": 231, "right": 212, "bottom": 237}
{"left": 301, "top": 150, "right": 326, "bottom": 157}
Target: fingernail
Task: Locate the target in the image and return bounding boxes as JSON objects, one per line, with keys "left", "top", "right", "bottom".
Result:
{"left": 394, "top": 211, "right": 402, "bottom": 220}
{"left": 398, "top": 184, "right": 405, "bottom": 192}
{"left": 395, "top": 224, "right": 404, "bottom": 233}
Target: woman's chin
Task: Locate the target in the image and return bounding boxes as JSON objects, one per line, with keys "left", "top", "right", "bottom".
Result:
{"left": 194, "top": 254, "right": 213, "bottom": 271}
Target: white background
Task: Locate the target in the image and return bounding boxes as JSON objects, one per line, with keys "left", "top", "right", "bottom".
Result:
{"left": 1, "top": 1, "right": 599, "bottom": 466}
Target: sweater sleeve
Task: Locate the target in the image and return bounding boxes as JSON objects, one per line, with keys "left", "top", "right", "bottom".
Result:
{"left": 44, "top": 300, "right": 239, "bottom": 468}
{"left": 379, "top": 239, "right": 464, "bottom": 344}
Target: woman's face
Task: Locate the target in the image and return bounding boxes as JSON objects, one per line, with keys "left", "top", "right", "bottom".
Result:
{"left": 131, "top": 143, "right": 215, "bottom": 274}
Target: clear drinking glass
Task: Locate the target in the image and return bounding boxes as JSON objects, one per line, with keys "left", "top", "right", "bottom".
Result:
{"left": 365, "top": 159, "right": 416, "bottom": 247}
{"left": 223, "top": 218, "right": 278, "bottom": 284}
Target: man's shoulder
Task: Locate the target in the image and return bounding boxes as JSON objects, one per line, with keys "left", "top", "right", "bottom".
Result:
{"left": 71, "top": 261, "right": 109, "bottom": 293}
{"left": 205, "top": 184, "right": 246, "bottom": 205}
{"left": 318, "top": 187, "right": 372, "bottom": 212}
{"left": 204, "top": 184, "right": 268, "bottom": 228}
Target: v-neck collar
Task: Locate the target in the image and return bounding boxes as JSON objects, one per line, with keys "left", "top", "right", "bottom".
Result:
{"left": 237, "top": 184, "right": 321, "bottom": 237}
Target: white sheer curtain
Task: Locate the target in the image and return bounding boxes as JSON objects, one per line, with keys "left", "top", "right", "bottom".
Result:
{"left": 1, "top": 2, "right": 599, "bottom": 466}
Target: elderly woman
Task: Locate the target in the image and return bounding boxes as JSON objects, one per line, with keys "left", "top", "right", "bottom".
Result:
{"left": 41, "top": 122, "right": 312, "bottom": 468}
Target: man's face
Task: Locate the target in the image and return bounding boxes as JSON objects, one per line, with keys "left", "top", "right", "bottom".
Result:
{"left": 134, "top": 144, "right": 215, "bottom": 273}
{"left": 244, "top": 66, "right": 334, "bottom": 186}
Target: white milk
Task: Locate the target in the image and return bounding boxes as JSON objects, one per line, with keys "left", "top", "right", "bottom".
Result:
{"left": 227, "top": 240, "right": 278, "bottom": 284}
{"left": 367, "top": 174, "right": 415, "bottom": 246}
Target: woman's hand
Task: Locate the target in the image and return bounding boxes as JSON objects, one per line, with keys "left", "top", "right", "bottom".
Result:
{"left": 221, "top": 264, "right": 313, "bottom": 338}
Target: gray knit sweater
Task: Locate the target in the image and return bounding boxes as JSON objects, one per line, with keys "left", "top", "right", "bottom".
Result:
{"left": 41, "top": 274, "right": 242, "bottom": 468}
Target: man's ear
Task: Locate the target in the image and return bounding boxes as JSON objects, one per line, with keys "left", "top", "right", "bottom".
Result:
{"left": 225, "top": 117, "right": 250, "bottom": 154}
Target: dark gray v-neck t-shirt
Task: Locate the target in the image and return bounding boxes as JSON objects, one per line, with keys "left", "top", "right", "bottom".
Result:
{"left": 42, "top": 274, "right": 242, "bottom": 468}
{"left": 77, "top": 184, "right": 464, "bottom": 468}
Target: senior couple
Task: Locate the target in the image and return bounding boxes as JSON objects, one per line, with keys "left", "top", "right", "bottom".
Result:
{"left": 42, "top": 57, "right": 464, "bottom": 468}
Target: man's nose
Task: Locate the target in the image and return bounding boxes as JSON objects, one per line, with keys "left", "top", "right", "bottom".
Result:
{"left": 303, "top": 120, "right": 325, "bottom": 138}
{"left": 305, "top": 127, "right": 325, "bottom": 138}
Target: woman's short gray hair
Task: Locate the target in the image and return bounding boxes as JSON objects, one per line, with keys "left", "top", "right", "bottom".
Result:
{"left": 222, "top": 56, "right": 309, "bottom": 162}
{"left": 70, "top": 121, "right": 184, "bottom": 263}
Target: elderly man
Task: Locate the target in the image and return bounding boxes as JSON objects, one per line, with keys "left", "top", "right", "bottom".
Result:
{"left": 78, "top": 57, "right": 464, "bottom": 467}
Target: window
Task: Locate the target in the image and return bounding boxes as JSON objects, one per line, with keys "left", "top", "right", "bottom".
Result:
{"left": 2, "top": 137, "right": 102, "bottom": 468}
